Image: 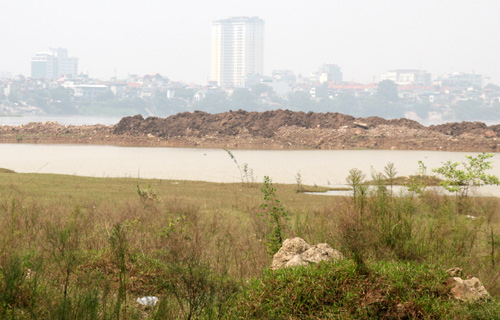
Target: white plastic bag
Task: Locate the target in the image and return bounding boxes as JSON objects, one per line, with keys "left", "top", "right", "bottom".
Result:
{"left": 136, "top": 296, "right": 158, "bottom": 307}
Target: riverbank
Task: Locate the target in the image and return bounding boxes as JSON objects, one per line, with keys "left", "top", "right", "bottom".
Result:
{"left": 1, "top": 171, "right": 500, "bottom": 318}
{"left": 1, "top": 110, "right": 500, "bottom": 151}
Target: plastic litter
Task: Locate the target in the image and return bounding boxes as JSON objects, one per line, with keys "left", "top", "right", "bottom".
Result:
{"left": 136, "top": 296, "right": 158, "bottom": 307}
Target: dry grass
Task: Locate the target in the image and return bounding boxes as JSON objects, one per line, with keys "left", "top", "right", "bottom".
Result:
{"left": 1, "top": 171, "right": 500, "bottom": 318}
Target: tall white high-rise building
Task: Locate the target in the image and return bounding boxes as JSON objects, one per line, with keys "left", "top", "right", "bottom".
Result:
{"left": 211, "top": 16, "right": 264, "bottom": 87}
{"left": 31, "top": 48, "right": 78, "bottom": 79}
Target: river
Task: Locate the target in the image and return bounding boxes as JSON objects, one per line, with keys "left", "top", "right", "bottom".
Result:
{"left": 2, "top": 144, "right": 500, "bottom": 195}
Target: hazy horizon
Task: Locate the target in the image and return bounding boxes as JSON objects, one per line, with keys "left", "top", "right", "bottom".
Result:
{"left": 1, "top": 0, "right": 499, "bottom": 85}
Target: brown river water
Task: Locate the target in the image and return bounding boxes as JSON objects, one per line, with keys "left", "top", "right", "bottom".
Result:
{"left": 2, "top": 144, "right": 500, "bottom": 197}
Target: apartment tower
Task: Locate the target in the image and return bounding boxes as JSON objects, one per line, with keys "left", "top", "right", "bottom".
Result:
{"left": 31, "top": 48, "right": 78, "bottom": 79}
{"left": 211, "top": 16, "right": 264, "bottom": 87}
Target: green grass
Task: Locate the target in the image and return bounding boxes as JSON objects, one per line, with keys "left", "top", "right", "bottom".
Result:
{"left": 367, "top": 174, "right": 442, "bottom": 186}
{"left": 0, "top": 171, "right": 500, "bottom": 319}
{"left": 0, "top": 168, "right": 15, "bottom": 173}
{"left": 298, "top": 185, "right": 351, "bottom": 193}
{"left": 227, "top": 260, "right": 458, "bottom": 319}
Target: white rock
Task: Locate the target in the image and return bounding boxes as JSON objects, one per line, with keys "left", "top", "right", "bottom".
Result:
{"left": 285, "top": 254, "right": 308, "bottom": 268}
{"left": 448, "top": 277, "right": 490, "bottom": 302}
{"left": 271, "top": 237, "right": 343, "bottom": 270}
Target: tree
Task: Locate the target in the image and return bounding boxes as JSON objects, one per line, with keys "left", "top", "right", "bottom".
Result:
{"left": 414, "top": 102, "right": 433, "bottom": 120}
{"left": 7, "top": 91, "right": 20, "bottom": 103}
{"left": 433, "top": 153, "right": 500, "bottom": 199}
{"left": 287, "top": 90, "right": 316, "bottom": 111}
{"left": 230, "top": 88, "right": 259, "bottom": 111}
{"left": 193, "top": 92, "right": 230, "bottom": 113}
{"left": 174, "top": 87, "right": 195, "bottom": 100}
{"left": 377, "top": 80, "right": 399, "bottom": 102}
{"left": 251, "top": 83, "right": 273, "bottom": 96}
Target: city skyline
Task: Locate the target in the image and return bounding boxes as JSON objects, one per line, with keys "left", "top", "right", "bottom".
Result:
{"left": 1, "top": 0, "right": 499, "bottom": 85}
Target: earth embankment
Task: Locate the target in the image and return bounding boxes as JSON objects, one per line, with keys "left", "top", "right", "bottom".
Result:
{"left": 1, "top": 110, "right": 499, "bottom": 151}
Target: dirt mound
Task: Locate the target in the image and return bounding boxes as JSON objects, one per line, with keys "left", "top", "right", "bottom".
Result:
{"left": 2, "top": 110, "right": 499, "bottom": 152}
{"left": 429, "top": 121, "right": 488, "bottom": 136}
{"left": 361, "top": 116, "right": 425, "bottom": 130}
{"left": 113, "top": 110, "right": 424, "bottom": 139}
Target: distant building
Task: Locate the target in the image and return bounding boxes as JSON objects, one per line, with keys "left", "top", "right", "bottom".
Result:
{"left": 31, "top": 48, "right": 78, "bottom": 79}
{"left": 381, "top": 69, "right": 431, "bottom": 86}
{"left": 73, "top": 84, "right": 108, "bottom": 100}
{"left": 211, "top": 16, "right": 264, "bottom": 87}
{"left": 436, "top": 72, "right": 483, "bottom": 88}
{"left": 272, "top": 70, "right": 296, "bottom": 84}
{"left": 311, "top": 64, "right": 343, "bottom": 84}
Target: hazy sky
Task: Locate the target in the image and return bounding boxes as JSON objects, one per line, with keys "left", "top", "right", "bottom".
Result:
{"left": 1, "top": 0, "right": 499, "bottom": 85}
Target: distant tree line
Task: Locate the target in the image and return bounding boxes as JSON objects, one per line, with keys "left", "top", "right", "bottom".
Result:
{"left": 4, "top": 80, "right": 500, "bottom": 121}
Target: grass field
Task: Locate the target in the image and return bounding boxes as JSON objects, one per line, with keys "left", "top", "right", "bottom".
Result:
{"left": 1, "top": 169, "right": 500, "bottom": 319}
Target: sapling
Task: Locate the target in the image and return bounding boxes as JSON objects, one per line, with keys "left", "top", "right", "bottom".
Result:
{"left": 346, "top": 168, "right": 368, "bottom": 218}
{"left": 295, "top": 171, "right": 304, "bottom": 193}
{"left": 433, "top": 153, "right": 500, "bottom": 214}
{"left": 384, "top": 162, "right": 397, "bottom": 195}
{"left": 260, "top": 176, "right": 290, "bottom": 255}
{"left": 433, "top": 153, "right": 500, "bottom": 199}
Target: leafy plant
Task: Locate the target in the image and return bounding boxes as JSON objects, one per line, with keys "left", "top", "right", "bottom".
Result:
{"left": 242, "top": 163, "right": 255, "bottom": 186}
{"left": 260, "top": 176, "right": 290, "bottom": 256}
{"left": 433, "top": 153, "right": 500, "bottom": 199}
{"left": 137, "top": 182, "right": 158, "bottom": 205}
{"left": 407, "top": 160, "right": 428, "bottom": 196}
{"left": 384, "top": 162, "right": 397, "bottom": 195}
{"left": 295, "top": 170, "right": 305, "bottom": 193}
{"left": 346, "top": 168, "right": 368, "bottom": 216}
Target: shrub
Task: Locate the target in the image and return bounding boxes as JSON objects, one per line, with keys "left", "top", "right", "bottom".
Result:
{"left": 260, "top": 176, "right": 290, "bottom": 256}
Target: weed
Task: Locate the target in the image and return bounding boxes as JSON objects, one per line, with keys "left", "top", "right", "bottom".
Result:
{"left": 224, "top": 149, "right": 244, "bottom": 186}
{"left": 109, "top": 223, "right": 129, "bottom": 320}
{"left": 225, "top": 148, "right": 255, "bottom": 187}
{"left": 1, "top": 171, "right": 500, "bottom": 318}
{"left": 407, "top": 160, "right": 429, "bottom": 196}
{"left": 384, "top": 162, "right": 397, "bottom": 195}
{"left": 260, "top": 176, "right": 290, "bottom": 256}
{"left": 242, "top": 163, "right": 256, "bottom": 186}
{"left": 295, "top": 170, "right": 305, "bottom": 193}
{"left": 137, "top": 182, "right": 158, "bottom": 206}
{"left": 166, "top": 259, "right": 239, "bottom": 320}
{"left": 346, "top": 168, "right": 368, "bottom": 218}
{"left": 44, "top": 208, "right": 83, "bottom": 319}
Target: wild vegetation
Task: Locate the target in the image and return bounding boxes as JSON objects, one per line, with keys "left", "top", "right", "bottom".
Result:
{"left": 1, "top": 156, "right": 500, "bottom": 318}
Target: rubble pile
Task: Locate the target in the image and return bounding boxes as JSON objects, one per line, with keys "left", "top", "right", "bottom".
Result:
{"left": 1, "top": 110, "right": 500, "bottom": 151}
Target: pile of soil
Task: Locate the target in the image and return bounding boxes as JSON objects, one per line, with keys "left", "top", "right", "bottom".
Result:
{"left": 1, "top": 110, "right": 499, "bottom": 151}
